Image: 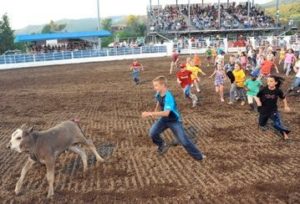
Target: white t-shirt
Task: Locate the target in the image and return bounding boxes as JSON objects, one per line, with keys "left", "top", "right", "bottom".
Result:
{"left": 295, "top": 60, "right": 300, "bottom": 78}
{"left": 216, "top": 54, "right": 224, "bottom": 64}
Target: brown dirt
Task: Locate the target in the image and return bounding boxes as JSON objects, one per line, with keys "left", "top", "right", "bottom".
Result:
{"left": 0, "top": 56, "right": 299, "bottom": 204}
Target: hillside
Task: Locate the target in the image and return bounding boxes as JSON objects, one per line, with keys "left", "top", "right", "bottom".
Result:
{"left": 15, "top": 16, "right": 127, "bottom": 35}
{"left": 264, "top": 1, "right": 300, "bottom": 23}
{"left": 261, "top": 0, "right": 300, "bottom": 8}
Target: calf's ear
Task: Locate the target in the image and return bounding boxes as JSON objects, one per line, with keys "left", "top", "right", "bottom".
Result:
{"left": 20, "top": 124, "right": 26, "bottom": 130}
{"left": 28, "top": 127, "right": 34, "bottom": 133}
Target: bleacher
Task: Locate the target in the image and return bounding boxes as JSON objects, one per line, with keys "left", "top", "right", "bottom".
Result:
{"left": 148, "top": 2, "right": 277, "bottom": 33}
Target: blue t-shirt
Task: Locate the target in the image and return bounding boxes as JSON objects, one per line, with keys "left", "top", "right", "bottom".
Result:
{"left": 155, "top": 90, "right": 181, "bottom": 122}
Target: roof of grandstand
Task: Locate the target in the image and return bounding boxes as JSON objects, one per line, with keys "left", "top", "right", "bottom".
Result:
{"left": 14, "top": 30, "right": 112, "bottom": 43}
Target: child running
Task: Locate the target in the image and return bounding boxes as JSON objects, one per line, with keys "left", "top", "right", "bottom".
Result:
{"left": 212, "top": 46, "right": 217, "bottom": 63}
{"left": 240, "top": 51, "right": 248, "bottom": 69}
{"left": 141, "top": 76, "right": 205, "bottom": 160}
{"left": 256, "top": 75, "right": 291, "bottom": 140}
{"left": 193, "top": 53, "right": 201, "bottom": 68}
{"left": 283, "top": 49, "right": 296, "bottom": 76}
{"left": 170, "top": 49, "right": 179, "bottom": 75}
{"left": 130, "top": 59, "right": 144, "bottom": 85}
{"left": 209, "top": 63, "right": 226, "bottom": 102}
{"left": 288, "top": 56, "right": 300, "bottom": 93}
{"left": 244, "top": 72, "right": 262, "bottom": 111}
{"left": 260, "top": 55, "right": 279, "bottom": 78}
{"left": 176, "top": 64, "right": 198, "bottom": 107}
{"left": 206, "top": 46, "right": 212, "bottom": 67}
{"left": 186, "top": 58, "right": 206, "bottom": 93}
{"left": 229, "top": 62, "right": 247, "bottom": 105}
{"left": 278, "top": 47, "right": 285, "bottom": 65}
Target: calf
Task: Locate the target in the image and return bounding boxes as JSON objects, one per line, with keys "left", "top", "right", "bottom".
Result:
{"left": 7, "top": 120, "right": 104, "bottom": 198}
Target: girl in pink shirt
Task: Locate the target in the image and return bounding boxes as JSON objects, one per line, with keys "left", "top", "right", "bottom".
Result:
{"left": 240, "top": 52, "right": 248, "bottom": 69}
{"left": 284, "top": 49, "right": 296, "bottom": 76}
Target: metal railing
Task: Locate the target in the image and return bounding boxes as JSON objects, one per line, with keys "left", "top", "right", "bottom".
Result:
{"left": 0, "top": 46, "right": 167, "bottom": 65}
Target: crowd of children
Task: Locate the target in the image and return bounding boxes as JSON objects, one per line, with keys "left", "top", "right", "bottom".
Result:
{"left": 138, "top": 45, "right": 299, "bottom": 159}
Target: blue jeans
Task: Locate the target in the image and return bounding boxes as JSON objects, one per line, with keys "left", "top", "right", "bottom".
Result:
{"left": 132, "top": 71, "right": 140, "bottom": 82}
{"left": 292, "top": 77, "right": 300, "bottom": 89}
{"left": 149, "top": 118, "right": 204, "bottom": 160}
{"left": 183, "top": 85, "right": 191, "bottom": 98}
{"left": 259, "top": 111, "right": 290, "bottom": 135}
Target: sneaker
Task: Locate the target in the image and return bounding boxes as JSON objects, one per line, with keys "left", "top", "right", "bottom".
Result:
{"left": 191, "top": 94, "right": 198, "bottom": 108}
{"left": 157, "top": 143, "right": 168, "bottom": 155}
{"left": 241, "top": 101, "right": 245, "bottom": 106}
{"left": 260, "top": 126, "right": 268, "bottom": 131}
{"left": 169, "top": 140, "right": 179, "bottom": 146}
{"left": 228, "top": 101, "right": 233, "bottom": 105}
{"left": 221, "top": 98, "right": 225, "bottom": 102}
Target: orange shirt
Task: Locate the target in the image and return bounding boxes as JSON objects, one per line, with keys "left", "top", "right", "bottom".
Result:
{"left": 261, "top": 60, "right": 274, "bottom": 76}
{"left": 193, "top": 55, "right": 201, "bottom": 66}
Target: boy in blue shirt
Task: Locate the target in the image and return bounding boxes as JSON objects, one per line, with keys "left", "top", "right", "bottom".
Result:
{"left": 244, "top": 72, "right": 262, "bottom": 111}
{"left": 142, "top": 76, "right": 205, "bottom": 160}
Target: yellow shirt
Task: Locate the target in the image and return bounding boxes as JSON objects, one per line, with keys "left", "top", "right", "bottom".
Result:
{"left": 187, "top": 65, "right": 205, "bottom": 80}
{"left": 212, "top": 48, "right": 217, "bottom": 57}
{"left": 279, "top": 50, "right": 285, "bottom": 59}
{"left": 233, "top": 69, "right": 245, "bottom": 87}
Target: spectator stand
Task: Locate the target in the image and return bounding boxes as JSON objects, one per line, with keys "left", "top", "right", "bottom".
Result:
{"left": 146, "top": 1, "right": 283, "bottom": 41}
{"left": 14, "top": 31, "right": 112, "bottom": 54}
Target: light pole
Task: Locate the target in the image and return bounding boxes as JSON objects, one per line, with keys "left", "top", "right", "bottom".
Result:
{"left": 97, "top": 0, "right": 101, "bottom": 49}
{"left": 218, "top": 0, "right": 221, "bottom": 28}
{"left": 275, "top": 0, "right": 279, "bottom": 27}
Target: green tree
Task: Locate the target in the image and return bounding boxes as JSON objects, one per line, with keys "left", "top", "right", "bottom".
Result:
{"left": 0, "top": 14, "right": 15, "bottom": 54}
{"left": 101, "top": 18, "right": 113, "bottom": 30}
{"left": 41, "top": 20, "right": 67, "bottom": 33}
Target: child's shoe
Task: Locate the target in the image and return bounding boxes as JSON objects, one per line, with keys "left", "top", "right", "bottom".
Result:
{"left": 157, "top": 143, "right": 169, "bottom": 155}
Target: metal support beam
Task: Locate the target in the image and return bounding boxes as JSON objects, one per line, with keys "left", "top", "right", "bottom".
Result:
{"left": 276, "top": 0, "right": 280, "bottom": 27}
{"left": 188, "top": 0, "right": 191, "bottom": 29}
{"left": 97, "top": 0, "right": 101, "bottom": 49}
{"left": 218, "top": 0, "right": 221, "bottom": 28}
{"left": 247, "top": 0, "right": 250, "bottom": 21}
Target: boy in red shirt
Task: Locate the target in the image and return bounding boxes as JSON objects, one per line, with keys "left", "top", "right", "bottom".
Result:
{"left": 130, "top": 59, "right": 144, "bottom": 85}
{"left": 260, "top": 55, "right": 279, "bottom": 78}
{"left": 176, "top": 64, "right": 198, "bottom": 107}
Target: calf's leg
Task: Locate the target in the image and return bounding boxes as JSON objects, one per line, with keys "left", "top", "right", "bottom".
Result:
{"left": 45, "top": 160, "right": 55, "bottom": 198}
{"left": 15, "top": 157, "right": 35, "bottom": 195}
{"left": 75, "top": 134, "right": 104, "bottom": 162}
{"left": 69, "top": 146, "right": 88, "bottom": 172}
{"left": 85, "top": 139, "right": 104, "bottom": 162}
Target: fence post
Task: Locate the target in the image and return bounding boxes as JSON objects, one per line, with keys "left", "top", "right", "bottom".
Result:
{"left": 4, "top": 55, "right": 6, "bottom": 64}
{"left": 71, "top": 51, "right": 74, "bottom": 59}
{"left": 33, "top": 54, "right": 36, "bottom": 62}
{"left": 106, "top": 49, "right": 109, "bottom": 56}
{"left": 140, "top": 47, "right": 142, "bottom": 54}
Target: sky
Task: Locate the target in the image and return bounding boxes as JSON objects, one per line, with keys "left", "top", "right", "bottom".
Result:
{"left": 1, "top": 0, "right": 271, "bottom": 29}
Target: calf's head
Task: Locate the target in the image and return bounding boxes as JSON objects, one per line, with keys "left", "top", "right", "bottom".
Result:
{"left": 7, "top": 125, "right": 34, "bottom": 153}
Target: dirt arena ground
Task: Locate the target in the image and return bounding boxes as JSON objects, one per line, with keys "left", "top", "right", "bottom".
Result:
{"left": 0, "top": 56, "right": 299, "bottom": 204}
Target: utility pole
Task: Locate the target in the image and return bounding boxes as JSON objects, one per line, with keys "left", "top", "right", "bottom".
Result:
{"left": 276, "top": 0, "right": 280, "bottom": 27}
{"left": 97, "top": 0, "right": 101, "bottom": 49}
{"left": 218, "top": 0, "right": 221, "bottom": 28}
